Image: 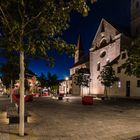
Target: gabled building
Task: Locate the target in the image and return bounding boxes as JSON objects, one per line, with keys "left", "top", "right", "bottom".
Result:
{"left": 70, "top": 0, "right": 140, "bottom": 97}
{"left": 89, "top": 0, "right": 140, "bottom": 97}
{"left": 89, "top": 18, "right": 131, "bottom": 95}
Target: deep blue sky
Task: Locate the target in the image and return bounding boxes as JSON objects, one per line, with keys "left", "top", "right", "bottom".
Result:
{"left": 1, "top": 0, "right": 130, "bottom": 79}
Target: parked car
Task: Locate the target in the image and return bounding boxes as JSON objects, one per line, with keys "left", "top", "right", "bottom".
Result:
{"left": 42, "top": 88, "right": 49, "bottom": 96}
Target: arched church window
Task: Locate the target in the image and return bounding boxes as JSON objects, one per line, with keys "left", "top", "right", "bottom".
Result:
{"left": 97, "top": 62, "right": 100, "bottom": 71}
{"left": 136, "top": 1, "right": 139, "bottom": 8}
{"left": 100, "top": 39, "right": 107, "bottom": 48}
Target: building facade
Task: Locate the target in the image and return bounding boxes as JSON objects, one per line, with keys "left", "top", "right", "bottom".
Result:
{"left": 59, "top": 79, "right": 72, "bottom": 95}
{"left": 70, "top": 0, "right": 140, "bottom": 97}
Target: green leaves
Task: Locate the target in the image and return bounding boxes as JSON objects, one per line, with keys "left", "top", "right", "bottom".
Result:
{"left": 74, "top": 68, "right": 90, "bottom": 87}
{"left": 122, "top": 37, "right": 140, "bottom": 77}
{"left": 0, "top": 0, "right": 93, "bottom": 65}
{"left": 98, "top": 64, "right": 119, "bottom": 87}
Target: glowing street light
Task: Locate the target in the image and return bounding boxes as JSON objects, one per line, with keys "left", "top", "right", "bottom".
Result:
{"left": 65, "top": 77, "right": 69, "bottom": 95}
{"left": 65, "top": 77, "right": 69, "bottom": 81}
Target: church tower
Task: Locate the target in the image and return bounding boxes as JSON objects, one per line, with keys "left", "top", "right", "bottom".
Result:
{"left": 131, "top": 0, "right": 140, "bottom": 36}
{"left": 74, "top": 35, "right": 84, "bottom": 63}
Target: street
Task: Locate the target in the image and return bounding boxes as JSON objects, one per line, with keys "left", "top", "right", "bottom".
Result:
{"left": 0, "top": 96, "right": 140, "bottom": 140}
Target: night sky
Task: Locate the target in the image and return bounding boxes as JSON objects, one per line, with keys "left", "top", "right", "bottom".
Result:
{"left": 1, "top": 0, "right": 130, "bottom": 79}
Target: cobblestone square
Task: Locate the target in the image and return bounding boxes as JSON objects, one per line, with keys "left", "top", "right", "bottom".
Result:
{"left": 0, "top": 96, "right": 140, "bottom": 140}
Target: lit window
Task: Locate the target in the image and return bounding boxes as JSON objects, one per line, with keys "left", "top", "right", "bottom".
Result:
{"left": 118, "top": 81, "right": 121, "bottom": 88}
{"left": 137, "top": 80, "right": 140, "bottom": 87}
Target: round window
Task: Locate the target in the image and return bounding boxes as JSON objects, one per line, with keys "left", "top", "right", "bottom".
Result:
{"left": 100, "top": 51, "right": 106, "bottom": 58}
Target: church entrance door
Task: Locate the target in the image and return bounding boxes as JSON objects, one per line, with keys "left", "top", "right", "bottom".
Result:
{"left": 126, "top": 81, "right": 130, "bottom": 97}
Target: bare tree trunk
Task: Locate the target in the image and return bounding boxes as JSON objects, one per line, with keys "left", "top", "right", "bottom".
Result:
{"left": 81, "top": 86, "right": 83, "bottom": 97}
{"left": 19, "top": 50, "right": 25, "bottom": 136}
{"left": 10, "top": 80, "right": 13, "bottom": 103}
{"left": 104, "top": 86, "right": 108, "bottom": 98}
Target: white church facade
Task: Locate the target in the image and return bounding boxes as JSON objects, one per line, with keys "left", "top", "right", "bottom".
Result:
{"left": 70, "top": 0, "right": 140, "bottom": 97}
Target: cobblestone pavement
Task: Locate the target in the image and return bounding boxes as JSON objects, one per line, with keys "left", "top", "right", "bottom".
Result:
{"left": 0, "top": 96, "right": 140, "bottom": 140}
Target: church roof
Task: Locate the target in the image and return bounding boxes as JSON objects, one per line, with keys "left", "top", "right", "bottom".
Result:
{"left": 71, "top": 54, "right": 89, "bottom": 68}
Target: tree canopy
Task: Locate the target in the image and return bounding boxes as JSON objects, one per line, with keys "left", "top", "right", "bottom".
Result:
{"left": 98, "top": 64, "right": 119, "bottom": 97}
{"left": 122, "top": 37, "right": 140, "bottom": 77}
{"left": 74, "top": 68, "right": 90, "bottom": 87}
{"left": 47, "top": 72, "right": 58, "bottom": 91}
{"left": 38, "top": 73, "right": 47, "bottom": 88}
{"left": 0, "top": 0, "right": 91, "bottom": 57}
{"left": 98, "top": 64, "right": 119, "bottom": 88}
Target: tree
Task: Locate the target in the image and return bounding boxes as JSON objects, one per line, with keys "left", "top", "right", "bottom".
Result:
{"left": 38, "top": 73, "right": 47, "bottom": 88}
{"left": 0, "top": 54, "right": 19, "bottom": 88}
{"left": 74, "top": 68, "right": 90, "bottom": 96}
{"left": 0, "top": 51, "right": 29, "bottom": 88}
{"left": 47, "top": 72, "right": 59, "bottom": 93}
{"left": 98, "top": 64, "right": 119, "bottom": 98}
{"left": 0, "top": 0, "right": 94, "bottom": 135}
{"left": 122, "top": 37, "right": 140, "bottom": 77}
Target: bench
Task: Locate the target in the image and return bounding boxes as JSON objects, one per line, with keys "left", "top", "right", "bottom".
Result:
{"left": 7, "top": 103, "right": 29, "bottom": 124}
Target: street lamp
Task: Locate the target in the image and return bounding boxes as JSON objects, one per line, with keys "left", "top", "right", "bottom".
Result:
{"left": 65, "top": 77, "right": 69, "bottom": 96}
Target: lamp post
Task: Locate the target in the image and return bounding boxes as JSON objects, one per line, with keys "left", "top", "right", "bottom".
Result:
{"left": 65, "top": 77, "right": 69, "bottom": 96}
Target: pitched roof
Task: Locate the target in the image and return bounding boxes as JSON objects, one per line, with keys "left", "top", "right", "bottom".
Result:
{"left": 71, "top": 53, "right": 89, "bottom": 68}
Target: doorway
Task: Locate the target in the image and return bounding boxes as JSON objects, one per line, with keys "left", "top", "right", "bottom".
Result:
{"left": 126, "top": 81, "right": 130, "bottom": 97}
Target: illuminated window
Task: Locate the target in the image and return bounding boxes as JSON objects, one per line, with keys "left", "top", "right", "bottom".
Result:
{"left": 118, "top": 81, "right": 121, "bottom": 88}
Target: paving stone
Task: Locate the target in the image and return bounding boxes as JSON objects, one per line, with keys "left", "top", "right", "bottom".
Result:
{"left": 0, "top": 96, "right": 140, "bottom": 140}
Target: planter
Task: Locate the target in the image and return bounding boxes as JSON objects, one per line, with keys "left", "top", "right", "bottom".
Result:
{"left": 25, "top": 95, "right": 33, "bottom": 102}
{"left": 82, "top": 96, "right": 93, "bottom": 105}
{"left": 12, "top": 94, "right": 33, "bottom": 103}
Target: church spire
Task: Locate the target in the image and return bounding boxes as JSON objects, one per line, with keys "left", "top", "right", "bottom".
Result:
{"left": 74, "top": 35, "right": 84, "bottom": 63}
